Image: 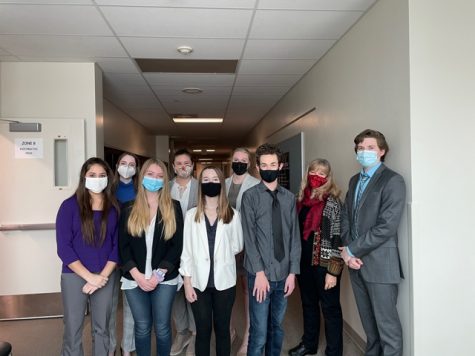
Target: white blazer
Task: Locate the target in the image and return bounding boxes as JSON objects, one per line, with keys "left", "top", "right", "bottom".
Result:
{"left": 225, "top": 173, "right": 260, "bottom": 212}
{"left": 179, "top": 207, "right": 244, "bottom": 291}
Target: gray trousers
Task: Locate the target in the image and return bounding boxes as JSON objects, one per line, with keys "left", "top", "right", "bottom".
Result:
{"left": 172, "top": 288, "right": 196, "bottom": 333}
{"left": 61, "top": 272, "right": 115, "bottom": 356}
{"left": 108, "top": 270, "right": 135, "bottom": 352}
{"left": 349, "top": 270, "right": 403, "bottom": 356}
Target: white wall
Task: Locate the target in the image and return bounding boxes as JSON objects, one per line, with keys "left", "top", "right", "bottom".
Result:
{"left": 0, "top": 62, "right": 102, "bottom": 294}
{"left": 103, "top": 99, "right": 155, "bottom": 157}
{"left": 408, "top": 1, "right": 475, "bottom": 355}
{"left": 247, "top": 0, "right": 412, "bottom": 351}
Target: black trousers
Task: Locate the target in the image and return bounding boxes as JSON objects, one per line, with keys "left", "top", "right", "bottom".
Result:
{"left": 190, "top": 285, "right": 236, "bottom": 356}
{"left": 297, "top": 264, "right": 343, "bottom": 356}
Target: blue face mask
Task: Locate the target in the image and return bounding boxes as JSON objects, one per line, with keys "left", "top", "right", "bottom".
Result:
{"left": 356, "top": 150, "right": 379, "bottom": 168}
{"left": 142, "top": 176, "right": 164, "bottom": 192}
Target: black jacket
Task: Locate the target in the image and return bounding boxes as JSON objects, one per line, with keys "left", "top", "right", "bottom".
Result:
{"left": 119, "top": 199, "right": 184, "bottom": 281}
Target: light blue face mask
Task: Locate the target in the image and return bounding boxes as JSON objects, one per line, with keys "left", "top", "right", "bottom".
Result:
{"left": 356, "top": 150, "right": 379, "bottom": 168}
{"left": 142, "top": 176, "right": 164, "bottom": 192}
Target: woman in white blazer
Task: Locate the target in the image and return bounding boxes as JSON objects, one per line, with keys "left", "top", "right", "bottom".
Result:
{"left": 180, "top": 166, "right": 243, "bottom": 356}
{"left": 225, "top": 147, "right": 260, "bottom": 353}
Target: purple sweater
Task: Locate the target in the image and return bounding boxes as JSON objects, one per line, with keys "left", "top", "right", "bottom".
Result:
{"left": 56, "top": 195, "right": 119, "bottom": 273}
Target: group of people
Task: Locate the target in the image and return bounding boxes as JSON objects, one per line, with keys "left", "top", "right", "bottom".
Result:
{"left": 56, "top": 129, "right": 406, "bottom": 356}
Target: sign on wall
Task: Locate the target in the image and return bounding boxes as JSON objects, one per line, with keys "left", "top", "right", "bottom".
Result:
{"left": 14, "top": 138, "right": 43, "bottom": 159}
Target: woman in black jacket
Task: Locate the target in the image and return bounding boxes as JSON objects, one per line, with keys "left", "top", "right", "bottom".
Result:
{"left": 119, "top": 158, "right": 183, "bottom": 356}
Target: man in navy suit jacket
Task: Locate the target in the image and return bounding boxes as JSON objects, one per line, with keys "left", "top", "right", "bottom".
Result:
{"left": 340, "top": 129, "right": 406, "bottom": 356}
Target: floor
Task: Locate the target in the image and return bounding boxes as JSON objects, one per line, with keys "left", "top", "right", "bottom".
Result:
{"left": 0, "top": 283, "right": 364, "bottom": 356}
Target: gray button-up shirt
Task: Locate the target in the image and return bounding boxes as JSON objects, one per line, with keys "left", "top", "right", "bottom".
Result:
{"left": 241, "top": 182, "right": 301, "bottom": 282}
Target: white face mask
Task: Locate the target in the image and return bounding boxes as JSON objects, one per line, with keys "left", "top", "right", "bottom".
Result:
{"left": 175, "top": 165, "right": 193, "bottom": 179}
{"left": 85, "top": 177, "right": 108, "bottom": 193}
{"left": 117, "top": 165, "right": 136, "bottom": 180}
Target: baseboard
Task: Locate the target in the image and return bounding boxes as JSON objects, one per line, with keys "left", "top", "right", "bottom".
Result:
{"left": 0, "top": 292, "right": 63, "bottom": 321}
{"left": 343, "top": 320, "right": 366, "bottom": 353}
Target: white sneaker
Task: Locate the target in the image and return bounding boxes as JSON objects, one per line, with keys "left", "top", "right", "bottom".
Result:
{"left": 185, "top": 334, "right": 196, "bottom": 356}
{"left": 170, "top": 332, "right": 192, "bottom": 355}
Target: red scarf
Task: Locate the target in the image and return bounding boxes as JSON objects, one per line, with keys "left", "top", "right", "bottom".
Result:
{"left": 297, "top": 187, "right": 327, "bottom": 241}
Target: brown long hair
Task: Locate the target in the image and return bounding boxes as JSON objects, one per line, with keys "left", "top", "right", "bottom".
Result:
{"left": 297, "top": 159, "right": 341, "bottom": 202}
{"left": 195, "top": 166, "right": 234, "bottom": 224}
{"left": 113, "top": 151, "right": 140, "bottom": 191}
{"left": 75, "top": 157, "right": 119, "bottom": 246}
{"left": 127, "top": 159, "right": 176, "bottom": 240}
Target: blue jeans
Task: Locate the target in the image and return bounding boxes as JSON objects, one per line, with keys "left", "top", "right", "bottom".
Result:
{"left": 125, "top": 284, "right": 176, "bottom": 356}
{"left": 247, "top": 273, "right": 288, "bottom": 356}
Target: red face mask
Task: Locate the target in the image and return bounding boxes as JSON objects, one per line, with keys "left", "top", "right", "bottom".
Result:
{"left": 308, "top": 174, "right": 327, "bottom": 189}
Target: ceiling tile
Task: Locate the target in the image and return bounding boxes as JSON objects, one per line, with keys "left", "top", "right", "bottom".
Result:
{"left": 234, "top": 74, "right": 300, "bottom": 87}
{"left": 0, "top": 5, "right": 112, "bottom": 35}
{"left": 144, "top": 73, "right": 235, "bottom": 87}
{"left": 96, "top": 0, "right": 256, "bottom": 8}
{"left": 0, "top": 55, "right": 18, "bottom": 61}
{"left": 95, "top": 58, "right": 140, "bottom": 73}
{"left": 243, "top": 39, "right": 335, "bottom": 60}
{"left": 0, "top": 1, "right": 93, "bottom": 3}
{"left": 258, "top": 0, "right": 376, "bottom": 11}
{"left": 103, "top": 73, "right": 148, "bottom": 86}
{"left": 0, "top": 35, "right": 127, "bottom": 58}
{"left": 120, "top": 37, "right": 245, "bottom": 60}
{"left": 152, "top": 86, "right": 233, "bottom": 96}
{"left": 232, "top": 86, "right": 288, "bottom": 96}
{"left": 238, "top": 59, "right": 315, "bottom": 75}
{"left": 249, "top": 10, "right": 363, "bottom": 39}
{"left": 101, "top": 7, "right": 253, "bottom": 38}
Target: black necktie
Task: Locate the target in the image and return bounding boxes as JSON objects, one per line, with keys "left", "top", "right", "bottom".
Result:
{"left": 268, "top": 190, "right": 285, "bottom": 262}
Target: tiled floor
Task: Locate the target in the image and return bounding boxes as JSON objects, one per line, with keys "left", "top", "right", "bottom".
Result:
{"left": 0, "top": 283, "right": 363, "bottom": 356}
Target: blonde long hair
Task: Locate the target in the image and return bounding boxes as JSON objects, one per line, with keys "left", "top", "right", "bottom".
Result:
{"left": 127, "top": 159, "right": 176, "bottom": 240}
{"left": 297, "top": 159, "right": 341, "bottom": 202}
{"left": 194, "top": 166, "right": 234, "bottom": 224}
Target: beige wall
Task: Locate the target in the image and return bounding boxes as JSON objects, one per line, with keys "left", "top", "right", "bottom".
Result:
{"left": 247, "top": 0, "right": 412, "bottom": 352}
{"left": 155, "top": 135, "right": 170, "bottom": 163}
{"left": 103, "top": 99, "right": 155, "bottom": 157}
{"left": 0, "top": 62, "right": 102, "bottom": 294}
{"left": 408, "top": 0, "right": 475, "bottom": 355}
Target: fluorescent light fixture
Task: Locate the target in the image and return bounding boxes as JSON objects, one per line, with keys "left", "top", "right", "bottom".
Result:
{"left": 199, "top": 158, "right": 213, "bottom": 161}
{"left": 206, "top": 149, "right": 215, "bottom": 152}
{"left": 173, "top": 118, "right": 223, "bottom": 123}
{"left": 192, "top": 149, "right": 202, "bottom": 152}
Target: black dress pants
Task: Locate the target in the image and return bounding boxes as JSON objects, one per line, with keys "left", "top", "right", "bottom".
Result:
{"left": 190, "top": 285, "right": 236, "bottom": 356}
{"left": 297, "top": 264, "right": 343, "bottom": 356}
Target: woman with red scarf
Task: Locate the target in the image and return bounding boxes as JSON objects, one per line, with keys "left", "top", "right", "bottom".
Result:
{"left": 289, "top": 159, "right": 344, "bottom": 356}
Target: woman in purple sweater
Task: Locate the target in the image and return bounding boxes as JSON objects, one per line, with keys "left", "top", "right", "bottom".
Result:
{"left": 56, "top": 157, "right": 120, "bottom": 356}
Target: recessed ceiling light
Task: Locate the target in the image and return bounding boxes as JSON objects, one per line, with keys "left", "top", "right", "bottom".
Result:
{"left": 199, "top": 158, "right": 213, "bottom": 161}
{"left": 182, "top": 87, "right": 203, "bottom": 94}
{"left": 177, "top": 46, "right": 193, "bottom": 55}
{"left": 173, "top": 118, "right": 223, "bottom": 123}
{"left": 206, "top": 149, "right": 215, "bottom": 152}
{"left": 192, "top": 149, "right": 202, "bottom": 152}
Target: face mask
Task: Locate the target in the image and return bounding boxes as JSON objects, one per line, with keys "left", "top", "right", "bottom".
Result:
{"left": 117, "top": 165, "right": 136, "bottom": 180}
{"left": 142, "top": 176, "right": 164, "bottom": 192}
{"left": 259, "top": 169, "right": 279, "bottom": 183}
{"left": 201, "top": 182, "right": 221, "bottom": 197}
{"left": 232, "top": 162, "right": 248, "bottom": 176}
{"left": 308, "top": 174, "right": 327, "bottom": 189}
{"left": 85, "top": 177, "right": 108, "bottom": 193}
{"left": 175, "top": 165, "right": 193, "bottom": 179}
{"left": 356, "top": 150, "right": 379, "bottom": 168}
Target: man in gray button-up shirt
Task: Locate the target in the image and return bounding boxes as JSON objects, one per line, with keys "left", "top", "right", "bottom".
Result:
{"left": 241, "top": 143, "right": 301, "bottom": 356}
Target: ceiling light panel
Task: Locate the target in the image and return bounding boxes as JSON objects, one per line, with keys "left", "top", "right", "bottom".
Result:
{"left": 0, "top": 5, "right": 112, "bottom": 36}
{"left": 249, "top": 10, "right": 364, "bottom": 40}
{"left": 257, "top": 0, "right": 376, "bottom": 11}
{"left": 95, "top": 0, "right": 257, "bottom": 9}
{"left": 120, "top": 37, "right": 245, "bottom": 60}
{"left": 136, "top": 59, "right": 238, "bottom": 74}
{"left": 101, "top": 7, "right": 253, "bottom": 38}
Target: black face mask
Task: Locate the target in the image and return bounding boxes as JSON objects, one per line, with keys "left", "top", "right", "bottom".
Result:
{"left": 259, "top": 169, "right": 279, "bottom": 183}
{"left": 201, "top": 182, "right": 221, "bottom": 197}
{"left": 232, "top": 162, "right": 248, "bottom": 176}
